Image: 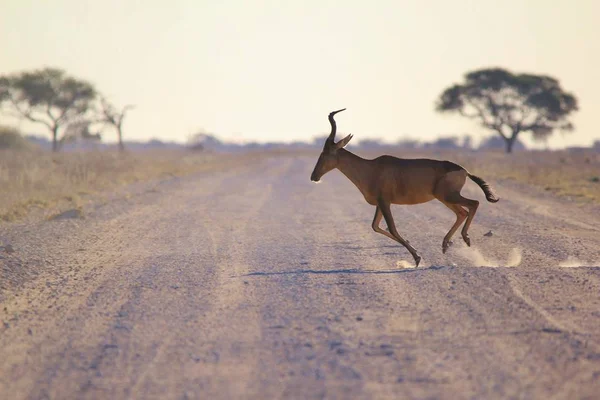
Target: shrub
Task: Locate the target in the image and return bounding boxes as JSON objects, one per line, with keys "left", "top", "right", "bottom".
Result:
{"left": 0, "top": 125, "right": 32, "bottom": 150}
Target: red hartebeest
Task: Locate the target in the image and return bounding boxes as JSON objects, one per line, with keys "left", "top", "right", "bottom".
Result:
{"left": 310, "top": 109, "right": 499, "bottom": 267}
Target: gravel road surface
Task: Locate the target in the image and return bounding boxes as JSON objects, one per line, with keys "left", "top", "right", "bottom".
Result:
{"left": 1, "top": 153, "right": 599, "bottom": 399}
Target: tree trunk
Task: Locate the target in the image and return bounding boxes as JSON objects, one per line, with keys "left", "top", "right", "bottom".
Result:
{"left": 117, "top": 126, "right": 125, "bottom": 152}
{"left": 505, "top": 138, "right": 513, "bottom": 153}
{"left": 52, "top": 126, "right": 59, "bottom": 152}
{"left": 505, "top": 130, "right": 519, "bottom": 154}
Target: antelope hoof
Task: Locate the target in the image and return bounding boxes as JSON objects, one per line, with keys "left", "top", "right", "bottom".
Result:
{"left": 413, "top": 254, "right": 421, "bottom": 268}
{"left": 442, "top": 240, "right": 453, "bottom": 254}
{"left": 463, "top": 235, "right": 471, "bottom": 247}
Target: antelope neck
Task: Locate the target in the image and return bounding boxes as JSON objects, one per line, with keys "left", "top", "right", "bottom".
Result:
{"left": 335, "top": 149, "right": 374, "bottom": 191}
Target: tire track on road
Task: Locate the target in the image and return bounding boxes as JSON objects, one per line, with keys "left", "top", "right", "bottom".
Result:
{"left": 124, "top": 156, "right": 295, "bottom": 399}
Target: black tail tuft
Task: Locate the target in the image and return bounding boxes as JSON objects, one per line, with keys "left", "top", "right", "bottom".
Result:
{"left": 468, "top": 174, "right": 500, "bottom": 203}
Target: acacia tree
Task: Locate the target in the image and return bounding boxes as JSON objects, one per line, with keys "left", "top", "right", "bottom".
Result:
{"left": 436, "top": 68, "right": 578, "bottom": 153}
{"left": 98, "top": 98, "right": 134, "bottom": 152}
{"left": 61, "top": 118, "right": 102, "bottom": 145}
{"left": 0, "top": 68, "right": 97, "bottom": 151}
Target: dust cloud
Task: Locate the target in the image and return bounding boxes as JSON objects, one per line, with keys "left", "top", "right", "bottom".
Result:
{"left": 506, "top": 248, "right": 523, "bottom": 267}
{"left": 393, "top": 247, "right": 523, "bottom": 269}
{"left": 396, "top": 260, "right": 416, "bottom": 269}
{"left": 457, "top": 247, "right": 522, "bottom": 267}
{"left": 558, "top": 256, "right": 599, "bottom": 267}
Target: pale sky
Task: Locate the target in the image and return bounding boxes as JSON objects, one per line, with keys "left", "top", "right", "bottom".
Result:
{"left": 1, "top": 0, "right": 599, "bottom": 148}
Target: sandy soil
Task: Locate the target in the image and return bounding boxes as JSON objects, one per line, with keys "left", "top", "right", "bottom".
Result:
{"left": 1, "top": 153, "right": 599, "bottom": 399}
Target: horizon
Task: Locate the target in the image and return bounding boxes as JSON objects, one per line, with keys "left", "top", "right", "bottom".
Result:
{"left": 22, "top": 130, "right": 596, "bottom": 151}
{"left": 2, "top": 0, "right": 600, "bottom": 149}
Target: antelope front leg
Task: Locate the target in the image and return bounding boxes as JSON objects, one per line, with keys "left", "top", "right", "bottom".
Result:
{"left": 375, "top": 202, "right": 422, "bottom": 267}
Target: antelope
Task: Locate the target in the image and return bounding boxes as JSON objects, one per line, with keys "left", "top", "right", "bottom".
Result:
{"left": 310, "top": 109, "right": 499, "bottom": 267}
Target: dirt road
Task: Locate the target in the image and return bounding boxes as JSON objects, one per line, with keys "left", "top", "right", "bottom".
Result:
{"left": 1, "top": 153, "right": 599, "bottom": 399}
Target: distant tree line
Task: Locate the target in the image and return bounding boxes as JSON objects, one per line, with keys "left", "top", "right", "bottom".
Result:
{"left": 1, "top": 66, "right": 580, "bottom": 154}
{"left": 193, "top": 67, "right": 580, "bottom": 154}
{"left": 0, "top": 67, "right": 133, "bottom": 152}
{"left": 186, "top": 130, "right": 531, "bottom": 152}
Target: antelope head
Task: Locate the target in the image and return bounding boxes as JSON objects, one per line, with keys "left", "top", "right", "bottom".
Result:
{"left": 310, "top": 108, "right": 353, "bottom": 182}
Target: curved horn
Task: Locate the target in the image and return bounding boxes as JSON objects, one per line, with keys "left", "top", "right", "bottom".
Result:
{"left": 326, "top": 108, "right": 346, "bottom": 144}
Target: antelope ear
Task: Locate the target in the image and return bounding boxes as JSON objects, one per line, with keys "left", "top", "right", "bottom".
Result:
{"left": 335, "top": 134, "right": 353, "bottom": 149}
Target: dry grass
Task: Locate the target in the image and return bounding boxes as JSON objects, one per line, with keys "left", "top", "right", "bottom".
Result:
{"left": 0, "top": 149, "right": 244, "bottom": 222}
{"left": 371, "top": 148, "right": 600, "bottom": 203}
{"left": 462, "top": 151, "right": 600, "bottom": 202}
{"left": 2, "top": 147, "right": 599, "bottom": 223}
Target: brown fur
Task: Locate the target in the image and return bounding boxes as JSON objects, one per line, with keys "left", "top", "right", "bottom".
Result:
{"left": 311, "top": 109, "right": 500, "bottom": 267}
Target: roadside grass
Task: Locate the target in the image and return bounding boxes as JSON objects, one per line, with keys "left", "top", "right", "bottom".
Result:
{"left": 2, "top": 147, "right": 598, "bottom": 224}
{"left": 451, "top": 150, "right": 600, "bottom": 203}
{"left": 0, "top": 149, "right": 245, "bottom": 222}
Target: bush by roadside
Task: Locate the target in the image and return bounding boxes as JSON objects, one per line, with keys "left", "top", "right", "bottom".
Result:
{"left": 0, "top": 126, "right": 33, "bottom": 151}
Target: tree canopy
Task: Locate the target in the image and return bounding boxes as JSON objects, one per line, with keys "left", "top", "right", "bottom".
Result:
{"left": 436, "top": 68, "right": 578, "bottom": 153}
{"left": 0, "top": 68, "right": 97, "bottom": 151}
